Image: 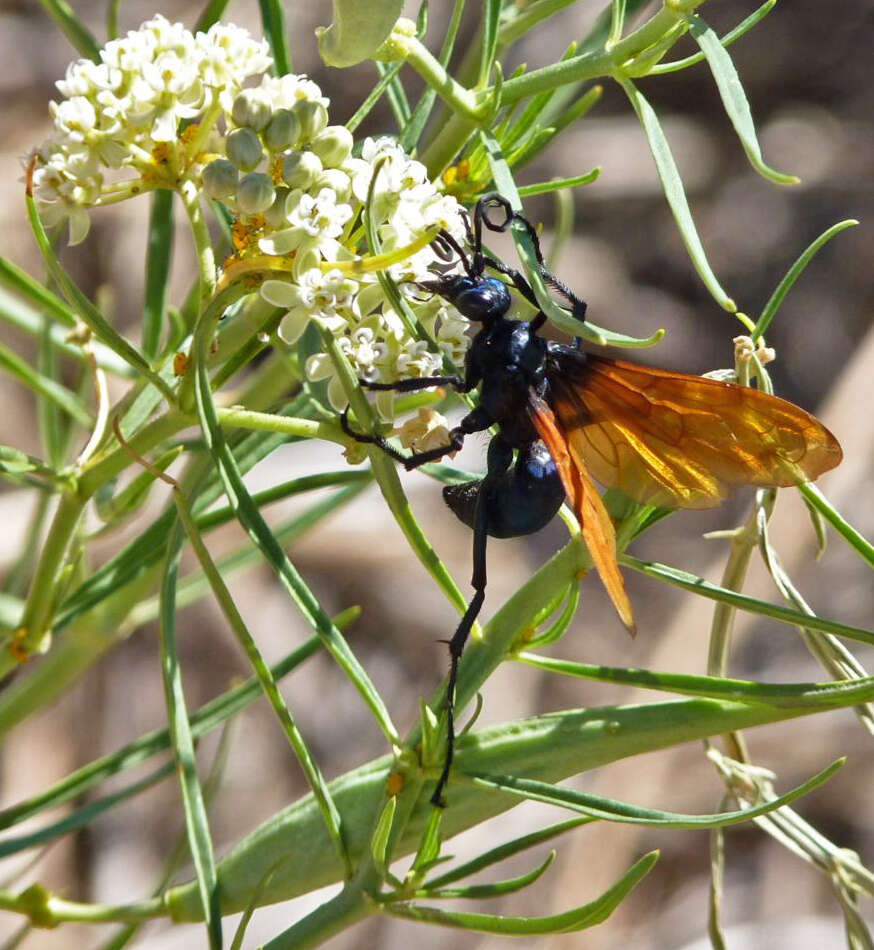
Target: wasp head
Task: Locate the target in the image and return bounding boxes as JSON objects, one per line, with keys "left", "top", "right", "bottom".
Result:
{"left": 417, "top": 274, "right": 511, "bottom": 323}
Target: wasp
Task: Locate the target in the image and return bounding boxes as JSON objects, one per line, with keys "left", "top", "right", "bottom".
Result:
{"left": 342, "top": 194, "right": 842, "bottom": 805}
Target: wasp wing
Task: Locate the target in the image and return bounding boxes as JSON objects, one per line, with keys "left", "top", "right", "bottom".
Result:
{"left": 529, "top": 394, "right": 635, "bottom": 634}
{"left": 547, "top": 350, "right": 842, "bottom": 510}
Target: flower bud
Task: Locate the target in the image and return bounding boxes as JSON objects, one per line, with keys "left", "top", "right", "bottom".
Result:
{"left": 226, "top": 127, "right": 263, "bottom": 172}
{"left": 292, "top": 100, "right": 328, "bottom": 141}
{"left": 202, "top": 158, "right": 239, "bottom": 198}
{"left": 315, "top": 168, "right": 352, "bottom": 203}
{"left": 236, "top": 173, "right": 276, "bottom": 214}
{"left": 281, "top": 150, "right": 322, "bottom": 189}
{"left": 231, "top": 89, "right": 273, "bottom": 132}
{"left": 263, "top": 187, "right": 290, "bottom": 228}
{"left": 310, "top": 125, "right": 353, "bottom": 168}
{"left": 264, "top": 109, "right": 301, "bottom": 152}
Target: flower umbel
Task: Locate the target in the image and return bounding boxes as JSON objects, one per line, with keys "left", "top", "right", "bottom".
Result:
{"left": 32, "top": 15, "right": 472, "bottom": 420}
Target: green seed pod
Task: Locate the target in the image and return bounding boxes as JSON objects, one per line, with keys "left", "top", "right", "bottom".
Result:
{"left": 264, "top": 109, "right": 301, "bottom": 152}
{"left": 231, "top": 89, "right": 273, "bottom": 132}
{"left": 237, "top": 173, "right": 276, "bottom": 215}
{"left": 281, "top": 150, "right": 322, "bottom": 189}
{"left": 264, "top": 187, "right": 290, "bottom": 228}
{"left": 201, "top": 158, "right": 239, "bottom": 199}
{"left": 292, "top": 100, "right": 328, "bottom": 142}
{"left": 310, "top": 125, "right": 354, "bottom": 168}
{"left": 315, "top": 168, "right": 352, "bottom": 203}
{"left": 226, "top": 127, "right": 263, "bottom": 172}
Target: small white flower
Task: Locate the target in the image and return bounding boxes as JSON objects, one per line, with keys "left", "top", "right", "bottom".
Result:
{"left": 393, "top": 408, "right": 454, "bottom": 455}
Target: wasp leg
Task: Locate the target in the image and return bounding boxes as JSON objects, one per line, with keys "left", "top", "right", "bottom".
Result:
{"left": 358, "top": 374, "right": 464, "bottom": 393}
{"left": 431, "top": 437, "right": 513, "bottom": 806}
{"left": 342, "top": 405, "right": 492, "bottom": 471}
{"left": 431, "top": 470, "right": 489, "bottom": 807}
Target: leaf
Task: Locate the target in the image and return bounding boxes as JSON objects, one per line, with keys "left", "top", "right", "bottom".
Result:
{"left": 317, "top": 0, "right": 404, "bottom": 67}
{"left": 422, "top": 850, "right": 555, "bottom": 900}
{"left": 799, "top": 484, "right": 874, "bottom": 572}
{"left": 467, "top": 759, "right": 843, "bottom": 827}
{"left": 617, "top": 77, "right": 736, "bottom": 312}
{"left": 385, "top": 850, "right": 658, "bottom": 933}
{"left": 258, "top": 0, "right": 291, "bottom": 75}
{"left": 479, "top": 0, "right": 501, "bottom": 86}
{"left": 754, "top": 220, "right": 859, "bottom": 340}
{"left": 142, "top": 190, "right": 174, "bottom": 360}
{"left": 684, "top": 13, "right": 797, "bottom": 185}
{"left": 426, "top": 817, "right": 591, "bottom": 888}
{"left": 159, "top": 520, "right": 222, "bottom": 949}
{"left": 621, "top": 554, "right": 874, "bottom": 647}
{"left": 482, "top": 130, "right": 664, "bottom": 347}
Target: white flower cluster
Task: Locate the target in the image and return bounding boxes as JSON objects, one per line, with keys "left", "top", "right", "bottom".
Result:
{"left": 257, "top": 134, "right": 469, "bottom": 414}
{"left": 33, "top": 15, "right": 271, "bottom": 244}
{"left": 32, "top": 15, "right": 472, "bottom": 425}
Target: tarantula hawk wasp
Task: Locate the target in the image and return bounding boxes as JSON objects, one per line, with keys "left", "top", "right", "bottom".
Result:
{"left": 341, "top": 193, "right": 841, "bottom": 806}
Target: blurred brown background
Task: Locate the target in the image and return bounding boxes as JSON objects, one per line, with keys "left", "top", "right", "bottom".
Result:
{"left": 0, "top": 0, "right": 872, "bottom": 947}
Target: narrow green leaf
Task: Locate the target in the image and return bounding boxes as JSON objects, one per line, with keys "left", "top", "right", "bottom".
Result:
{"left": 174, "top": 487, "right": 351, "bottom": 877}
{"left": 684, "top": 13, "right": 797, "bottom": 185}
{"left": 483, "top": 132, "right": 663, "bottom": 347}
{"left": 517, "top": 168, "right": 601, "bottom": 197}
{"left": 400, "top": 0, "right": 465, "bottom": 151}
{"left": 0, "top": 763, "right": 173, "bottom": 858}
{"left": 621, "top": 554, "right": 874, "bottom": 647}
{"left": 517, "top": 652, "right": 874, "bottom": 709}
{"left": 650, "top": 0, "right": 777, "bottom": 76}
{"left": 142, "top": 190, "right": 174, "bottom": 360}
{"left": 0, "top": 258, "right": 75, "bottom": 327}
{"left": 0, "top": 286, "right": 133, "bottom": 377}
{"left": 800, "top": 484, "right": 874, "bottom": 571}
{"left": 25, "top": 186, "right": 175, "bottom": 403}
{"left": 469, "top": 759, "right": 842, "bottom": 826}
{"left": 0, "top": 340, "right": 92, "bottom": 426}
{"left": 228, "top": 858, "right": 288, "bottom": 950}
{"left": 371, "top": 797, "right": 398, "bottom": 875}
{"left": 426, "top": 817, "right": 591, "bottom": 888}
{"left": 0, "top": 633, "right": 329, "bottom": 830}
{"left": 754, "top": 220, "right": 859, "bottom": 340}
{"left": 423, "top": 850, "right": 555, "bottom": 899}
{"left": 159, "top": 520, "right": 222, "bottom": 949}
{"left": 522, "top": 582, "right": 580, "bottom": 650}
{"left": 192, "top": 320, "right": 399, "bottom": 745}
{"left": 194, "top": 0, "right": 232, "bottom": 32}
{"left": 259, "top": 0, "right": 292, "bottom": 75}
{"left": 376, "top": 60, "right": 412, "bottom": 130}
{"left": 95, "top": 446, "right": 184, "bottom": 524}
{"left": 410, "top": 807, "right": 443, "bottom": 874}
{"left": 617, "top": 77, "right": 736, "bottom": 311}
{"left": 386, "top": 850, "right": 658, "bottom": 934}
{"left": 479, "top": 0, "right": 501, "bottom": 87}
{"left": 347, "top": 62, "right": 405, "bottom": 133}
{"left": 37, "top": 316, "right": 64, "bottom": 468}
{"left": 608, "top": 0, "right": 627, "bottom": 46}
{"left": 36, "top": 0, "right": 100, "bottom": 59}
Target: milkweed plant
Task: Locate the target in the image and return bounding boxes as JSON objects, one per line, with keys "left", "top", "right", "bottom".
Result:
{"left": 0, "top": 1, "right": 871, "bottom": 947}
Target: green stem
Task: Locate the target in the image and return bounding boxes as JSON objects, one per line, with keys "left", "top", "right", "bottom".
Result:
{"left": 0, "top": 887, "right": 164, "bottom": 926}
{"left": 13, "top": 491, "right": 87, "bottom": 660}
{"left": 421, "top": 0, "right": 706, "bottom": 174}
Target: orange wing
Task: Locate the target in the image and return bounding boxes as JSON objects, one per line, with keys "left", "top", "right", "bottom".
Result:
{"left": 530, "top": 395, "right": 636, "bottom": 635}
{"left": 547, "top": 352, "right": 842, "bottom": 510}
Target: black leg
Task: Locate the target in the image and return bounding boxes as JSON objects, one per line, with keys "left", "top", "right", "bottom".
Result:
{"left": 430, "top": 437, "right": 513, "bottom": 806}
{"left": 342, "top": 405, "right": 492, "bottom": 471}
{"left": 431, "top": 478, "right": 490, "bottom": 807}
{"left": 358, "top": 374, "right": 464, "bottom": 393}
